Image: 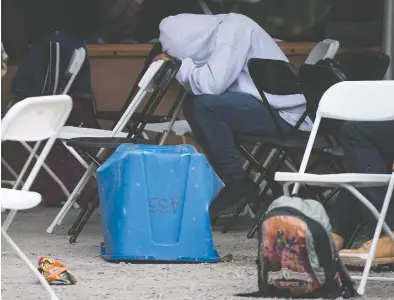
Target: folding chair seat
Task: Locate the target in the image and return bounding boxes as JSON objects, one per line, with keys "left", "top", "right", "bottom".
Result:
{"left": 235, "top": 131, "right": 329, "bottom": 149}
{"left": 65, "top": 136, "right": 157, "bottom": 167}
{"left": 1, "top": 95, "right": 72, "bottom": 300}
{"left": 1, "top": 188, "right": 42, "bottom": 211}
{"left": 46, "top": 57, "right": 182, "bottom": 242}
{"left": 275, "top": 80, "right": 394, "bottom": 296}
{"left": 276, "top": 173, "right": 391, "bottom": 191}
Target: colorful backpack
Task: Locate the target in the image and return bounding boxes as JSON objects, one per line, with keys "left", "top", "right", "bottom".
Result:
{"left": 256, "top": 196, "right": 357, "bottom": 299}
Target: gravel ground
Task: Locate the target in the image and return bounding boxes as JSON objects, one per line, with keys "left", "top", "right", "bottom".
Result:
{"left": 1, "top": 208, "right": 393, "bottom": 300}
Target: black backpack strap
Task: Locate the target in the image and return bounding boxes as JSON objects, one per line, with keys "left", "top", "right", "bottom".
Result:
{"left": 318, "top": 251, "right": 358, "bottom": 299}
{"left": 334, "top": 251, "right": 358, "bottom": 299}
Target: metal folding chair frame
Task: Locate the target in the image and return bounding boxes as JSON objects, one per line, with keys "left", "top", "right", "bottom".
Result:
{"left": 60, "top": 59, "right": 182, "bottom": 243}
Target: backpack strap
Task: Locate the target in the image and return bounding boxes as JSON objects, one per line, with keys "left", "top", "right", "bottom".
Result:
{"left": 329, "top": 251, "right": 358, "bottom": 299}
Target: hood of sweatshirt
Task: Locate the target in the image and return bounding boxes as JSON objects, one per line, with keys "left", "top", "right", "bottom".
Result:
{"left": 159, "top": 14, "right": 227, "bottom": 64}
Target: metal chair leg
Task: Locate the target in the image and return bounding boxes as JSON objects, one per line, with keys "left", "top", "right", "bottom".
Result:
{"left": 221, "top": 148, "right": 286, "bottom": 234}
{"left": 346, "top": 222, "right": 364, "bottom": 249}
{"left": 68, "top": 205, "right": 89, "bottom": 236}
{"left": 69, "top": 195, "right": 99, "bottom": 244}
{"left": 221, "top": 164, "right": 282, "bottom": 234}
{"left": 247, "top": 207, "right": 266, "bottom": 239}
{"left": 246, "top": 179, "right": 283, "bottom": 239}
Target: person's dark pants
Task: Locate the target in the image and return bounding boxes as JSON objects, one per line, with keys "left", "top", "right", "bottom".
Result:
{"left": 328, "top": 121, "right": 394, "bottom": 241}
{"left": 182, "top": 92, "right": 294, "bottom": 185}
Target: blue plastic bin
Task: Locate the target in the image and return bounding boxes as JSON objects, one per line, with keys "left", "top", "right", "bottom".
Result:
{"left": 96, "top": 144, "right": 223, "bottom": 262}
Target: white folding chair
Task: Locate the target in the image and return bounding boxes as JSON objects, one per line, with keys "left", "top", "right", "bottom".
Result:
{"left": 46, "top": 60, "right": 167, "bottom": 233}
{"left": 1, "top": 189, "right": 59, "bottom": 300}
{"left": 275, "top": 80, "right": 394, "bottom": 296}
{"left": 2, "top": 48, "right": 86, "bottom": 208}
{"left": 2, "top": 95, "right": 73, "bottom": 229}
{"left": 1, "top": 95, "right": 72, "bottom": 299}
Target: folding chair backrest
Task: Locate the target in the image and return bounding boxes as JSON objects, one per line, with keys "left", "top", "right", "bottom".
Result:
{"left": 248, "top": 58, "right": 301, "bottom": 137}
{"left": 1, "top": 95, "right": 72, "bottom": 204}
{"left": 63, "top": 48, "right": 86, "bottom": 95}
{"left": 293, "top": 81, "right": 394, "bottom": 194}
{"left": 318, "top": 81, "right": 394, "bottom": 122}
{"left": 117, "top": 43, "right": 163, "bottom": 119}
{"left": 300, "top": 62, "right": 347, "bottom": 111}
{"left": 248, "top": 58, "right": 301, "bottom": 96}
{"left": 124, "top": 58, "right": 182, "bottom": 140}
{"left": 50, "top": 42, "right": 60, "bottom": 95}
{"left": 333, "top": 51, "right": 390, "bottom": 81}
{"left": 1, "top": 95, "right": 73, "bottom": 142}
{"left": 110, "top": 58, "right": 181, "bottom": 136}
{"left": 304, "top": 39, "right": 340, "bottom": 65}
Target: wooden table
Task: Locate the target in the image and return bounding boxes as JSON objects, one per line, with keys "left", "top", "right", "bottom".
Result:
{"left": 86, "top": 42, "right": 342, "bottom": 58}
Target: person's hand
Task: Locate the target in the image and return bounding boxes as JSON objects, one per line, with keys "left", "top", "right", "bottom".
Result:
{"left": 152, "top": 53, "right": 171, "bottom": 62}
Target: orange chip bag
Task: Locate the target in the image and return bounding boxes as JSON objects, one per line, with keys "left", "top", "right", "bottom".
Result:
{"left": 38, "top": 257, "right": 77, "bottom": 285}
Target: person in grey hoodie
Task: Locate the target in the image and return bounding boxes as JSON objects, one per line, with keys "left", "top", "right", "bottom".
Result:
{"left": 157, "top": 13, "right": 313, "bottom": 218}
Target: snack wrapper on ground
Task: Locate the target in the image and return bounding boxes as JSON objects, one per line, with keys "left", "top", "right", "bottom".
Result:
{"left": 38, "top": 257, "right": 77, "bottom": 285}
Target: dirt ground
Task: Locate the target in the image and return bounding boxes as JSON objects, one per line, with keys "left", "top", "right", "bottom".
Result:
{"left": 1, "top": 208, "right": 393, "bottom": 300}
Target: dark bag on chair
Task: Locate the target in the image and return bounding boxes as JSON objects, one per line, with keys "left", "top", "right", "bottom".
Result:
{"left": 254, "top": 196, "right": 357, "bottom": 299}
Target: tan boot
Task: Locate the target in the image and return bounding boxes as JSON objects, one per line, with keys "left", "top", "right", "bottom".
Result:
{"left": 332, "top": 233, "right": 344, "bottom": 250}
{"left": 339, "top": 232, "right": 394, "bottom": 266}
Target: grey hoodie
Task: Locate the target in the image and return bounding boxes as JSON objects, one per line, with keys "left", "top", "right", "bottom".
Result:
{"left": 159, "top": 13, "right": 312, "bottom": 131}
